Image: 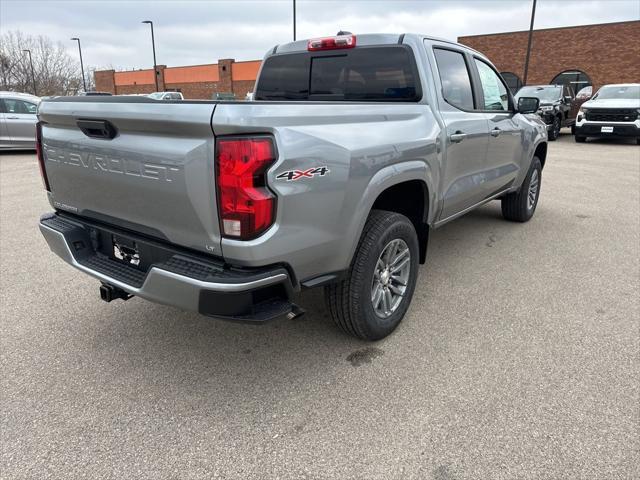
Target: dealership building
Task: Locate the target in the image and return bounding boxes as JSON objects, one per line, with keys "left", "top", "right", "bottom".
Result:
{"left": 458, "top": 20, "right": 639, "bottom": 94}
{"left": 94, "top": 20, "right": 639, "bottom": 99}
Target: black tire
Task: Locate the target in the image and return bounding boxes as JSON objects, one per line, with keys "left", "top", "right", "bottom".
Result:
{"left": 575, "top": 135, "right": 586, "bottom": 143}
{"left": 324, "top": 210, "right": 419, "bottom": 340}
{"left": 548, "top": 116, "right": 561, "bottom": 141}
{"left": 571, "top": 125, "right": 576, "bottom": 135}
{"left": 636, "top": 138, "right": 639, "bottom": 145}
{"left": 501, "top": 157, "right": 542, "bottom": 222}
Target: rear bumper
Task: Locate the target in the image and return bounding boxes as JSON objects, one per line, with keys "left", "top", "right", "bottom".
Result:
{"left": 574, "top": 122, "right": 640, "bottom": 138}
{"left": 39, "top": 213, "right": 296, "bottom": 322}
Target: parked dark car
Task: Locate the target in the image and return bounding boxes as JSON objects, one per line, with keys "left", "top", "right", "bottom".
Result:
{"left": 515, "top": 85, "right": 575, "bottom": 140}
{"left": 569, "top": 86, "right": 593, "bottom": 132}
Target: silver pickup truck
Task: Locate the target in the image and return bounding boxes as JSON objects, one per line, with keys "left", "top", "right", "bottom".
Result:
{"left": 38, "top": 33, "right": 547, "bottom": 340}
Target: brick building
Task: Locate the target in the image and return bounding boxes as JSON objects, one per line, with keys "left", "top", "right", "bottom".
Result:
{"left": 458, "top": 20, "right": 639, "bottom": 94}
{"left": 94, "top": 59, "right": 261, "bottom": 99}
{"left": 96, "top": 21, "right": 638, "bottom": 99}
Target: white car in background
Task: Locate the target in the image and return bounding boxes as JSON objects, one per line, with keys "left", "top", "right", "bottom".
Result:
{"left": 0, "top": 91, "right": 41, "bottom": 150}
{"left": 574, "top": 83, "right": 640, "bottom": 144}
{"left": 147, "top": 91, "right": 184, "bottom": 101}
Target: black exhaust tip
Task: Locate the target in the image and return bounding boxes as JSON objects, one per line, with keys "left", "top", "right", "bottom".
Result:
{"left": 100, "top": 283, "right": 132, "bottom": 302}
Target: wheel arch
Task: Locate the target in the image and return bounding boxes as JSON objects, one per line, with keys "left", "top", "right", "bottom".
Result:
{"left": 346, "top": 162, "right": 435, "bottom": 267}
{"left": 370, "top": 180, "right": 430, "bottom": 264}
{"left": 534, "top": 141, "right": 548, "bottom": 169}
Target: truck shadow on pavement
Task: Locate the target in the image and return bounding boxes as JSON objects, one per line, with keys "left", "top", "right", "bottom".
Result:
{"left": 83, "top": 201, "right": 516, "bottom": 381}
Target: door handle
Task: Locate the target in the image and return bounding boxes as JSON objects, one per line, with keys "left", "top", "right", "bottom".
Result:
{"left": 77, "top": 119, "right": 118, "bottom": 139}
{"left": 6, "top": 116, "right": 19, "bottom": 120}
{"left": 449, "top": 132, "right": 467, "bottom": 143}
{"left": 490, "top": 128, "right": 502, "bottom": 137}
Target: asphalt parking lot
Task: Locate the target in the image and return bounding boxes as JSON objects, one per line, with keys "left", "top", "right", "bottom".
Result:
{"left": 1, "top": 132, "right": 638, "bottom": 480}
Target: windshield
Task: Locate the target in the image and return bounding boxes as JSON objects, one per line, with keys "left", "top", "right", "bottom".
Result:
{"left": 148, "top": 92, "right": 163, "bottom": 99}
{"left": 576, "top": 86, "right": 592, "bottom": 99}
{"left": 515, "top": 86, "right": 561, "bottom": 103}
{"left": 593, "top": 85, "right": 640, "bottom": 100}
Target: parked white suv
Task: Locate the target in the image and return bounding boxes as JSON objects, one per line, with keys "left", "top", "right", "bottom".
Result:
{"left": 574, "top": 83, "right": 640, "bottom": 144}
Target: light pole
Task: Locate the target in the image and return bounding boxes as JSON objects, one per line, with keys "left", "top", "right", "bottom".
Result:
{"left": 522, "top": 0, "right": 537, "bottom": 86}
{"left": 22, "top": 49, "right": 37, "bottom": 96}
{"left": 71, "top": 37, "right": 87, "bottom": 92}
{"left": 141, "top": 20, "right": 160, "bottom": 92}
{"left": 293, "top": 0, "right": 296, "bottom": 41}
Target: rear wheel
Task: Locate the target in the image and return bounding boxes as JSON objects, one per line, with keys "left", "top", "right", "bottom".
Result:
{"left": 548, "top": 116, "right": 561, "bottom": 141}
{"left": 501, "top": 157, "right": 542, "bottom": 222}
{"left": 325, "top": 210, "right": 419, "bottom": 340}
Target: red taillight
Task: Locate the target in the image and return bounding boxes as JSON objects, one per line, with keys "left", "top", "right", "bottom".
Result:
{"left": 307, "top": 34, "right": 356, "bottom": 51}
{"left": 215, "top": 137, "right": 276, "bottom": 240}
{"left": 35, "top": 122, "right": 51, "bottom": 192}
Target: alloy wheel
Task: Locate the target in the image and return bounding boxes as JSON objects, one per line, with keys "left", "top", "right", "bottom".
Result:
{"left": 371, "top": 239, "right": 411, "bottom": 318}
{"left": 527, "top": 169, "right": 539, "bottom": 210}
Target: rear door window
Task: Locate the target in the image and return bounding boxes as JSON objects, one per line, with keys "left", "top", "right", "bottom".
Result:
{"left": 256, "top": 46, "right": 421, "bottom": 102}
{"left": 3, "top": 99, "right": 19, "bottom": 113}
{"left": 433, "top": 48, "right": 475, "bottom": 110}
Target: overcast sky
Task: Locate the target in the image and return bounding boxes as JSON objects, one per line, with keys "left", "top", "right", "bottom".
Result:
{"left": 1, "top": 0, "right": 638, "bottom": 71}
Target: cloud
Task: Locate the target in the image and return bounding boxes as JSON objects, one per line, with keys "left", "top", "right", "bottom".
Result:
{"left": 1, "top": 0, "right": 638, "bottom": 70}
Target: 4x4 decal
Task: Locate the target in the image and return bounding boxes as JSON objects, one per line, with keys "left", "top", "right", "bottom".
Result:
{"left": 276, "top": 166, "right": 330, "bottom": 181}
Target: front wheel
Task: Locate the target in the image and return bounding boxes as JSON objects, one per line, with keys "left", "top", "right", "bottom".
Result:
{"left": 575, "top": 135, "right": 586, "bottom": 143}
{"left": 501, "top": 157, "right": 542, "bottom": 222}
{"left": 325, "top": 210, "right": 419, "bottom": 340}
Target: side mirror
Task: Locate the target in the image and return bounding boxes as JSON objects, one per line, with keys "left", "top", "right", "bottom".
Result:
{"left": 517, "top": 97, "right": 539, "bottom": 114}
{"left": 564, "top": 95, "right": 573, "bottom": 103}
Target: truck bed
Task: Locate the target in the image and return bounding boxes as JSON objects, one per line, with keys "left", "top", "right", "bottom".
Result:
{"left": 38, "top": 96, "right": 434, "bottom": 280}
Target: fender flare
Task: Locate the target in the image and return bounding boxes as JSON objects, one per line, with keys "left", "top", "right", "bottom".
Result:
{"left": 514, "top": 131, "right": 547, "bottom": 190}
{"left": 342, "top": 160, "right": 436, "bottom": 268}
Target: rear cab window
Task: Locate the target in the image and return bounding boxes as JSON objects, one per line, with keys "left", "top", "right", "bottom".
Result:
{"left": 255, "top": 46, "right": 422, "bottom": 102}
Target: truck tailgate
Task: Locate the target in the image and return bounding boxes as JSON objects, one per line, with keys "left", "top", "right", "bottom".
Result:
{"left": 38, "top": 99, "right": 222, "bottom": 256}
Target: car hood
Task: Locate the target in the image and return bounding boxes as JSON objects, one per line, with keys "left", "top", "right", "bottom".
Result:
{"left": 582, "top": 98, "right": 640, "bottom": 109}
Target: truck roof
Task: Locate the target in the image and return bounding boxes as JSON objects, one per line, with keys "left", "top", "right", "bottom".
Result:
{"left": 272, "top": 33, "right": 483, "bottom": 57}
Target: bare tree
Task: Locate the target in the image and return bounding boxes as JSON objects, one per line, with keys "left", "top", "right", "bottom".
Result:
{"left": 0, "top": 30, "right": 83, "bottom": 96}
